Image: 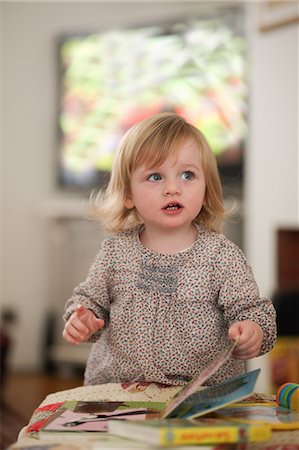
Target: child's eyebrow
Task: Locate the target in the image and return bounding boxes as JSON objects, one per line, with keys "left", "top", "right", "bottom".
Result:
{"left": 139, "top": 162, "right": 201, "bottom": 174}
{"left": 181, "top": 163, "right": 201, "bottom": 171}
{"left": 140, "top": 165, "right": 163, "bottom": 174}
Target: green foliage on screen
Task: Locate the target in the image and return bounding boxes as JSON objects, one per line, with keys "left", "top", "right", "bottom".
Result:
{"left": 58, "top": 19, "right": 247, "bottom": 187}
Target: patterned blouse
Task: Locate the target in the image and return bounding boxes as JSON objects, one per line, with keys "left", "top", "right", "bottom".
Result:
{"left": 64, "top": 224, "right": 277, "bottom": 386}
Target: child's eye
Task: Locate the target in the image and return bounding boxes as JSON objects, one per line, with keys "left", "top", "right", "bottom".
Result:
{"left": 181, "top": 171, "right": 194, "bottom": 180}
{"left": 147, "top": 173, "right": 162, "bottom": 182}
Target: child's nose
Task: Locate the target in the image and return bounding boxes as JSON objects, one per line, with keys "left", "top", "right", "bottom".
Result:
{"left": 163, "top": 179, "right": 181, "bottom": 196}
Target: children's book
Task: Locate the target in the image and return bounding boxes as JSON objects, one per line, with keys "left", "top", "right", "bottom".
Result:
{"left": 159, "top": 339, "right": 238, "bottom": 418}
{"left": 40, "top": 402, "right": 162, "bottom": 436}
{"left": 38, "top": 406, "right": 227, "bottom": 448}
{"left": 108, "top": 417, "right": 271, "bottom": 446}
{"left": 159, "top": 338, "right": 261, "bottom": 420}
{"left": 161, "top": 369, "right": 261, "bottom": 420}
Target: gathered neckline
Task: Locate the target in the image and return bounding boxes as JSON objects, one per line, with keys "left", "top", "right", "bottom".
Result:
{"left": 134, "top": 223, "right": 203, "bottom": 259}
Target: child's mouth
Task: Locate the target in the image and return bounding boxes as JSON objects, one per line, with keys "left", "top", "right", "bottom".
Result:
{"left": 163, "top": 203, "right": 182, "bottom": 211}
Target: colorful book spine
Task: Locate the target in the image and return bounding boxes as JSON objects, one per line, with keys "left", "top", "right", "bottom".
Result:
{"left": 157, "top": 424, "right": 271, "bottom": 445}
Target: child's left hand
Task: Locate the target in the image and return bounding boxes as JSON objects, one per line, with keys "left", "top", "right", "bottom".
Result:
{"left": 228, "top": 320, "right": 264, "bottom": 360}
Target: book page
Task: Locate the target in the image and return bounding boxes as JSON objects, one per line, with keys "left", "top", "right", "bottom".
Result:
{"left": 42, "top": 407, "right": 154, "bottom": 433}
{"left": 160, "top": 338, "right": 238, "bottom": 419}
{"left": 170, "top": 369, "right": 261, "bottom": 419}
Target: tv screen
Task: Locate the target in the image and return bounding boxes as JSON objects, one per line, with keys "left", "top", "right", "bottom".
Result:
{"left": 57, "top": 14, "right": 247, "bottom": 190}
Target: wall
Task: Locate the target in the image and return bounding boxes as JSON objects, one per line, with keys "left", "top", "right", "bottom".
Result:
{"left": 244, "top": 4, "right": 298, "bottom": 391}
{"left": 245, "top": 4, "right": 298, "bottom": 295}
{"left": 1, "top": 2, "right": 298, "bottom": 391}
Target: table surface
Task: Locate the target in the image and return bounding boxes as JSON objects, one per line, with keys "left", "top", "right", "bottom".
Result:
{"left": 9, "top": 382, "right": 299, "bottom": 449}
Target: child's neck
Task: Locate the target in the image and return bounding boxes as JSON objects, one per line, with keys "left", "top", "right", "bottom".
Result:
{"left": 140, "top": 224, "right": 197, "bottom": 254}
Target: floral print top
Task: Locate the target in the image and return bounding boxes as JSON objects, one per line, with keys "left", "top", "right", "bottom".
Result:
{"left": 64, "top": 224, "right": 277, "bottom": 386}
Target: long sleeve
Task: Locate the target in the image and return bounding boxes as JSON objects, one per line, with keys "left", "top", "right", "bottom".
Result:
{"left": 63, "top": 238, "right": 112, "bottom": 340}
{"left": 216, "top": 239, "right": 277, "bottom": 355}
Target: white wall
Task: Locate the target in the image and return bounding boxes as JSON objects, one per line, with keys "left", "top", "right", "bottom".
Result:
{"left": 1, "top": 2, "right": 298, "bottom": 391}
{"left": 245, "top": 5, "right": 298, "bottom": 295}
{"left": 244, "top": 4, "right": 298, "bottom": 392}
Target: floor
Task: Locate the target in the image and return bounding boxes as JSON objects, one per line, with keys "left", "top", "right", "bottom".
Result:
{"left": 1, "top": 371, "right": 84, "bottom": 449}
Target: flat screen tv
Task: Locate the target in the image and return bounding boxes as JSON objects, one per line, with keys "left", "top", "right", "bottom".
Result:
{"left": 57, "top": 13, "right": 247, "bottom": 191}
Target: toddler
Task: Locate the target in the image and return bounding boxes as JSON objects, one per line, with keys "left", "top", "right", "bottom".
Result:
{"left": 63, "top": 112, "right": 276, "bottom": 386}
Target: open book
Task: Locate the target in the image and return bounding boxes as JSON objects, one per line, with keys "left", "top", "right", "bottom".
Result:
{"left": 161, "top": 368, "right": 261, "bottom": 420}
{"left": 159, "top": 338, "right": 261, "bottom": 419}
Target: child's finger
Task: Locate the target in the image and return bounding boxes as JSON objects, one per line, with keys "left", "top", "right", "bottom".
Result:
{"left": 235, "top": 334, "right": 256, "bottom": 350}
{"left": 94, "top": 318, "right": 105, "bottom": 330}
{"left": 76, "top": 304, "right": 88, "bottom": 316}
{"left": 228, "top": 322, "right": 242, "bottom": 341}
{"left": 76, "top": 305, "right": 104, "bottom": 331}
{"left": 64, "top": 322, "right": 84, "bottom": 340}
{"left": 62, "top": 328, "right": 80, "bottom": 345}
{"left": 233, "top": 336, "right": 262, "bottom": 359}
{"left": 234, "top": 340, "right": 255, "bottom": 354}
{"left": 73, "top": 316, "right": 90, "bottom": 333}
{"left": 68, "top": 312, "right": 90, "bottom": 334}
{"left": 233, "top": 346, "right": 260, "bottom": 359}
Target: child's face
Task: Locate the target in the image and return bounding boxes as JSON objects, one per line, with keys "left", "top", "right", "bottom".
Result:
{"left": 125, "top": 139, "right": 206, "bottom": 233}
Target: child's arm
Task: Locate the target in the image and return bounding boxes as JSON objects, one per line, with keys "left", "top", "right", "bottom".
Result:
{"left": 228, "top": 320, "right": 264, "bottom": 359}
{"left": 216, "top": 239, "right": 277, "bottom": 358}
{"left": 62, "top": 304, "right": 105, "bottom": 345}
{"left": 63, "top": 238, "right": 112, "bottom": 342}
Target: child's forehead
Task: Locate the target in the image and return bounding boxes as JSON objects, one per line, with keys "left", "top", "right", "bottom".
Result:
{"left": 134, "top": 137, "right": 201, "bottom": 169}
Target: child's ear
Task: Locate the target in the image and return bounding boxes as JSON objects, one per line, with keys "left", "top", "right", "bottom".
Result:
{"left": 203, "top": 189, "right": 207, "bottom": 206}
{"left": 124, "top": 195, "right": 134, "bottom": 209}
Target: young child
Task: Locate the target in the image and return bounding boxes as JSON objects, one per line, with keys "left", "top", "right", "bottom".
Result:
{"left": 62, "top": 112, "right": 276, "bottom": 386}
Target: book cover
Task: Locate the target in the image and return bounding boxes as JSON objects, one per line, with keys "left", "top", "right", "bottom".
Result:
{"left": 108, "top": 417, "right": 271, "bottom": 446}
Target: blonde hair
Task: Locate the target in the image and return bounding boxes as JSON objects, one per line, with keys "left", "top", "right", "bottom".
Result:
{"left": 90, "top": 112, "right": 225, "bottom": 233}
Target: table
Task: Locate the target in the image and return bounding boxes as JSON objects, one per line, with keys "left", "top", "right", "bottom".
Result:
{"left": 9, "top": 382, "right": 299, "bottom": 449}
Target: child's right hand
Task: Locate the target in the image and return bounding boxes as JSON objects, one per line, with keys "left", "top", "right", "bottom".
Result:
{"left": 62, "top": 304, "right": 105, "bottom": 345}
